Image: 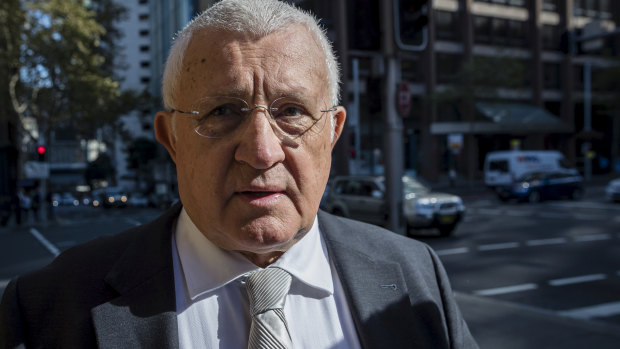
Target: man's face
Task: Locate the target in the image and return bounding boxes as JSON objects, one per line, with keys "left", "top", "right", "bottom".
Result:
{"left": 155, "top": 25, "right": 345, "bottom": 265}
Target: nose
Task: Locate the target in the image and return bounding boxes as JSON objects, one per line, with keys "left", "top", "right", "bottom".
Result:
{"left": 234, "top": 108, "right": 286, "bottom": 169}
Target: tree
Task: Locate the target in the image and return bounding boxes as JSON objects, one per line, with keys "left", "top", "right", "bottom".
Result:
{"left": 5, "top": 0, "right": 139, "bottom": 147}
{"left": 84, "top": 153, "right": 115, "bottom": 188}
{"left": 126, "top": 137, "right": 159, "bottom": 191}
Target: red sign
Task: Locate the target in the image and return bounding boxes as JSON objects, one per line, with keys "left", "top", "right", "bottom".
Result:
{"left": 397, "top": 80, "right": 411, "bottom": 117}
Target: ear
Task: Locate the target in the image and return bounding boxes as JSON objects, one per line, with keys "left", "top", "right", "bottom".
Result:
{"left": 154, "top": 111, "right": 177, "bottom": 163}
{"left": 330, "top": 106, "right": 347, "bottom": 148}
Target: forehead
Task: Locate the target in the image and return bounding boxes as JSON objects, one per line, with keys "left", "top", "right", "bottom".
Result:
{"left": 176, "top": 25, "right": 328, "bottom": 103}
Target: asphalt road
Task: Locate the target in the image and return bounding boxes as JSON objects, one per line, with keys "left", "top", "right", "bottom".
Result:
{"left": 417, "top": 185, "right": 620, "bottom": 348}
{"left": 1, "top": 187, "right": 619, "bottom": 348}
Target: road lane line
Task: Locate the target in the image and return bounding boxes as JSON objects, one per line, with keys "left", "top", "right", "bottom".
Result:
{"left": 478, "top": 242, "right": 520, "bottom": 251}
{"left": 526, "top": 237, "right": 567, "bottom": 246}
{"left": 125, "top": 218, "right": 142, "bottom": 226}
{"left": 504, "top": 210, "right": 530, "bottom": 217}
{"left": 558, "top": 301, "right": 620, "bottom": 320}
{"left": 29, "top": 228, "right": 60, "bottom": 257}
{"left": 573, "top": 234, "right": 612, "bottom": 242}
{"left": 473, "top": 283, "right": 538, "bottom": 296}
{"left": 435, "top": 247, "right": 470, "bottom": 256}
{"left": 574, "top": 214, "right": 605, "bottom": 221}
{"left": 548, "top": 273, "right": 607, "bottom": 286}
{"left": 538, "top": 212, "right": 567, "bottom": 219}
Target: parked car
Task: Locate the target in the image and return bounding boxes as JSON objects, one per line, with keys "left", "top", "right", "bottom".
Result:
{"left": 128, "top": 193, "right": 149, "bottom": 207}
{"left": 495, "top": 171, "right": 584, "bottom": 203}
{"left": 605, "top": 177, "right": 620, "bottom": 202}
{"left": 322, "top": 175, "right": 465, "bottom": 236}
{"left": 484, "top": 150, "right": 577, "bottom": 194}
{"left": 92, "top": 187, "right": 128, "bottom": 208}
{"left": 58, "top": 192, "right": 79, "bottom": 207}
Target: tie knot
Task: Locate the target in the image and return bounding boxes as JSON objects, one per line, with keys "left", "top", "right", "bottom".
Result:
{"left": 246, "top": 268, "right": 292, "bottom": 316}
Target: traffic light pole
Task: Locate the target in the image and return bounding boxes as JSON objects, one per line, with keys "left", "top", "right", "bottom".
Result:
{"left": 382, "top": 0, "right": 405, "bottom": 235}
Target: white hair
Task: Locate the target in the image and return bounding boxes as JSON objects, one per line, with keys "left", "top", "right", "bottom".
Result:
{"left": 162, "top": 0, "right": 341, "bottom": 112}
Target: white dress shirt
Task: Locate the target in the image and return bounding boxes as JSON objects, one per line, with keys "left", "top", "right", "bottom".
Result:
{"left": 172, "top": 208, "right": 362, "bottom": 349}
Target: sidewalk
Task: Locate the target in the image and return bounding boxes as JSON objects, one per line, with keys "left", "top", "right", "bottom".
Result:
{"left": 456, "top": 292, "right": 620, "bottom": 349}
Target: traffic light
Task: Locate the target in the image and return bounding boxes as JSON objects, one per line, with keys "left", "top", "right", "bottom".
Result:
{"left": 37, "top": 145, "right": 46, "bottom": 161}
{"left": 396, "top": 0, "right": 429, "bottom": 49}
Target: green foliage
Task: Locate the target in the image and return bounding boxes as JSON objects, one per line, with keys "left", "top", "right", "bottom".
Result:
{"left": 4, "top": 0, "right": 141, "bottom": 144}
{"left": 84, "top": 152, "right": 115, "bottom": 186}
{"left": 126, "top": 138, "right": 159, "bottom": 171}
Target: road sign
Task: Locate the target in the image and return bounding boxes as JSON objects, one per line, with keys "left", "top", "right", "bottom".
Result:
{"left": 397, "top": 80, "right": 411, "bottom": 117}
{"left": 24, "top": 161, "right": 49, "bottom": 179}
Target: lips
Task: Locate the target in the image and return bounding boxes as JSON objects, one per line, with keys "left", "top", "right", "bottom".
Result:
{"left": 235, "top": 186, "right": 286, "bottom": 205}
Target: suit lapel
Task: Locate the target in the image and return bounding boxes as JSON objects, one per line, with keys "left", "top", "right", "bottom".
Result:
{"left": 92, "top": 203, "right": 182, "bottom": 349}
{"left": 318, "top": 211, "right": 416, "bottom": 348}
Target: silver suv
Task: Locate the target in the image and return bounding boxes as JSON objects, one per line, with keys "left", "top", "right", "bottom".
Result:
{"left": 322, "top": 175, "right": 465, "bottom": 236}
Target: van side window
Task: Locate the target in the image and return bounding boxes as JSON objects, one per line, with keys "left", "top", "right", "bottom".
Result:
{"left": 489, "top": 160, "right": 509, "bottom": 173}
{"left": 559, "top": 158, "right": 572, "bottom": 169}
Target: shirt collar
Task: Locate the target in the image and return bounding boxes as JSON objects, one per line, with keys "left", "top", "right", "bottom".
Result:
{"left": 175, "top": 208, "right": 333, "bottom": 300}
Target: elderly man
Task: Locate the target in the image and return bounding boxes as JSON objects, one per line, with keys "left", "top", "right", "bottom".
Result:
{"left": 0, "top": 0, "right": 477, "bottom": 348}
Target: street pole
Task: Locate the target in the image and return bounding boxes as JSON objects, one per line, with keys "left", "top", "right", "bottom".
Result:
{"left": 382, "top": 0, "right": 405, "bottom": 235}
{"left": 583, "top": 60, "right": 592, "bottom": 181}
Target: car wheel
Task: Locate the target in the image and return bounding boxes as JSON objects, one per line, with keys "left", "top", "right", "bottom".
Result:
{"left": 570, "top": 188, "right": 583, "bottom": 200}
{"left": 438, "top": 224, "right": 456, "bottom": 237}
{"left": 527, "top": 191, "right": 541, "bottom": 203}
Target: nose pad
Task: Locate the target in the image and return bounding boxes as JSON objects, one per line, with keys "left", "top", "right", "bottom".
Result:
{"left": 241, "top": 106, "right": 298, "bottom": 147}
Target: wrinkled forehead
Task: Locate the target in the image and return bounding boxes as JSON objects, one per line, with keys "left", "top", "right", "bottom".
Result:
{"left": 177, "top": 25, "right": 330, "bottom": 102}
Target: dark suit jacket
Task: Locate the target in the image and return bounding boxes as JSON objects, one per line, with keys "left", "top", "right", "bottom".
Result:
{"left": 0, "top": 203, "right": 478, "bottom": 348}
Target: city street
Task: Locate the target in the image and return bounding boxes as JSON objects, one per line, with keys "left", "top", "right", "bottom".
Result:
{"left": 1, "top": 184, "right": 619, "bottom": 348}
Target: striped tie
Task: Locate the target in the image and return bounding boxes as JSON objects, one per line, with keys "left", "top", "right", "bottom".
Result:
{"left": 246, "top": 268, "right": 293, "bottom": 349}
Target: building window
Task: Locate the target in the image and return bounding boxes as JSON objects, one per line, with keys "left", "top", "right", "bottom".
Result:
{"left": 140, "top": 61, "right": 150, "bottom": 68}
{"left": 543, "top": 63, "right": 561, "bottom": 89}
{"left": 491, "top": 18, "right": 508, "bottom": 45}
{"left": 436, "top": 53, "right": 462, "bottom": 84}
{"left": 141, "top": 77, "right": 151, "bottom": 84}
{"left": 436, "top": 11, "right": 458, "bottom": 41}
{"left": 507, "top": 20, "right": 527, "bottom": 47}
{"left": 139, "top": 13, "right": 149, "bottom": 21}
{"left": 139, "top": 0, "right": 148, "bottom": 4}
{"left": 139, "top": 29, "right": 149, "bottom": 37}
{"left": 542, "top": 0, "right": 558, "bottom": 12}
{"left": 139, "top": 45, "right": 149, "bottom": 52}
{"left": 474, "top": 16, "right": 491, "bottom": 44}
{"left": 542, "top": 25, "right": 560, "bottom": 50}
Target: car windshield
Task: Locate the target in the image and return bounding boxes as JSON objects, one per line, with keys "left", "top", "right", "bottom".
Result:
{"left": 402, "top": 176, "right": 430, "bottom": 195}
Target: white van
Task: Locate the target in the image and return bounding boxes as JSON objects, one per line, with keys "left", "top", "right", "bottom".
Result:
{"left": 484, "top": 150, "right": 577, "bottom": 189}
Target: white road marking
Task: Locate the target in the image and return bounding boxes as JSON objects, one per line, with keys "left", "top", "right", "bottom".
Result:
{"left": 526, "top": 237, "right": 567, "bottom": 246}
{"left": 435, "top": 247, "right": 470, "bottom": 256}
{"left": 28, "top": 228, "right": 60, "bottom": 257}
{"left": 573, "top": 234, "right": 612, "bottom": 242}
{"left": 125, "top": 218, "right": 142, "bottom": 226}
{"left": 574, "top": 214, "right": 606, "bottom": 221}
{"left": 474, "top": 283, "right": 538, "bottom": 296}
{"left": 548, "top": 273, "right": 607, "bottom": 286}
{"left": 504, "top": 210, "right": 530, "bottom": 217}
{"left": 0, "top": 279, "right": 10, "bottom": 288}
{"left": 478, "top": 242, "right": 520, "bottom": 251}
{"left": 558, "top": 301, "right": 620, "bottom": 320}
{"left": 538, "top": 212, "right": 567, "bottom": 219}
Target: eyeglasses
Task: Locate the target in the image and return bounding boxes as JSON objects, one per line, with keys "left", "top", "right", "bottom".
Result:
{"left": 171, "top": 96, "right": 337, "bottom": 141}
